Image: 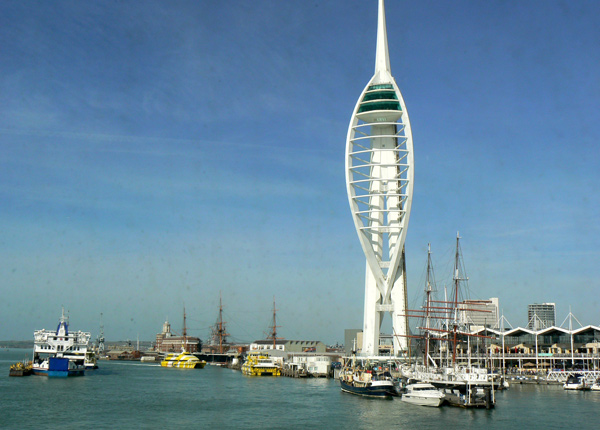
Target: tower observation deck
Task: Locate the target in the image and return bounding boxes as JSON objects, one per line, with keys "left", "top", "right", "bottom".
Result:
{"left": 345, "top": 0, "right": 414, "bottom": 356}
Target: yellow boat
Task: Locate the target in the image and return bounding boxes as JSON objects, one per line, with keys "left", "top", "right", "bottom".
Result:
{"left": 9, "top": 360, "right": 33, "bottom": 377}
{"left": 160, "top": 352, "right": 206, "bottom": 369}
{"left": 241, "top": 352, "right": 281, "bottom": 376}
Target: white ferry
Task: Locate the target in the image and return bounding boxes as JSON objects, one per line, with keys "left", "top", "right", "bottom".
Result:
{"left": 32, "top": 308, "right": 91, "bottom": 377}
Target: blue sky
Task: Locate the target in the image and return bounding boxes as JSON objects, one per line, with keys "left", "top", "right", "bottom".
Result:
{"left": 1, "top": 0, "right": 598, "bottom": 344}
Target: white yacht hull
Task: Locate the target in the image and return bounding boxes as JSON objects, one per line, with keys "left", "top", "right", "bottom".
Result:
{"left": 401, "top": 394, "right": 444, "bottom": 407}
{"left": 401, "top": 383, "right": 445, "bottom": 407}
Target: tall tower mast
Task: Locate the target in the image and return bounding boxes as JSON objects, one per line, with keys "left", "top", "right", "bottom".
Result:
{"left": 345, "top": 0, "right": 414, "bottom": 356}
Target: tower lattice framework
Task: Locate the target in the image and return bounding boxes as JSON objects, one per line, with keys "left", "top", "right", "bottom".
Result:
{"left": 345, "top": 0, "right": 414, "bottom": 356}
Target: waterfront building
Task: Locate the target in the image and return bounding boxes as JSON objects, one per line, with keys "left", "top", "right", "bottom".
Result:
{"left": 460, "top": 297, "right": 499, "bottom": 329}
{"left": 154, "top": 319, "right": 201, "bottom": 353}
{"left": 527, "top": 303, "right": 556, "bottom": 330}
{"left": 344, "top": 329, "right": 362, "bottom": 355}
{"left": 249, "top": 340, "right": 326, "bottom": 354}
{"left": 343, "top": 329, "right": 396, "bottom": 356}
{"left": 288, "top": 355, "right": 332, "bottom": 377}
{"left": 345, "top": 0, "right": 414, "bottom": 356}
{"left": 468, "top": 321, "right": 600, "bottom": 371}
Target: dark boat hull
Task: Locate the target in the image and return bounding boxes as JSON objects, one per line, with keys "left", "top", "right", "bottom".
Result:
{"left": 339, "top": 379, "right": 398, "bottom": 398}
{"left": 9, "top": 369, "right": 32, "bottom": 377}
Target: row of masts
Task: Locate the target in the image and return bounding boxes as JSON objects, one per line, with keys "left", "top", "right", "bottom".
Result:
{"left": 267, "top": 296, "right": 282, "bottom": 348}
{"left": 212, "top": 293, "right": 230, "bottom": 354}
{"left": 178, "top": 293, "right": 230, "bottom": 353}
{"left": 181, "top": 294, "right": 281, "bottom": 353}
{"left": 399, "top": 233, "right": 492, "bottom": 368}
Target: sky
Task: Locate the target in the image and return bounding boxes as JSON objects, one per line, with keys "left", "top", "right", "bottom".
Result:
{"left": 1, "top": 0, "right": 598, "bottom": 344}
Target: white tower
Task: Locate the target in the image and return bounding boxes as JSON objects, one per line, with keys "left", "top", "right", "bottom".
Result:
{"left": 345, "top": 0, "right": 414, "bottom": 356}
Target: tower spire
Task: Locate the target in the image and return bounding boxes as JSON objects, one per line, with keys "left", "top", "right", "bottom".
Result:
{"left": 345, "top": 0, "right": 414, "bottom": 356}
{"left": 374, "top": 0, "right": 391, "bottom": 81}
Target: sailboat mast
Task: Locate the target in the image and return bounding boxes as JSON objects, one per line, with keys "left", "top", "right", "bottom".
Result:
{"left": 425, "top": 243, "right": 432, "bottom": 369}
{"left": 271, "top": 297, "right": 278, "bottom": 349}
{"left": 452, "top": 232, "right": 461, "bottom": 365}
{"left": 182, "top": 305, "right": 187, "bottom": 352}
{"left": 218, "top": 294, "right": 224, "bottom": 353}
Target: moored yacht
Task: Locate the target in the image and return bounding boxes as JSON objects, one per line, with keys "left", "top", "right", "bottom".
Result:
{"left": 563, "top": 374, "right": 588, "bottom": 390}
{"left": 401, "top": 383, "right": 445, "bottom": 407}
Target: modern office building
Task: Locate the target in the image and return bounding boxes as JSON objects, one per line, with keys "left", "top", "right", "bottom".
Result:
{"left": 527, "top": 303, "right": 556, "bottom": 330}
{"left": 460, "top": 297, "right": 499, "bottom": 329}
{"left": 345, "top": 0, "right": 414, "bottom": 356}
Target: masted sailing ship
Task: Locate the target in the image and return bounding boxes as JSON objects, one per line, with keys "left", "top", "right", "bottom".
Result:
{"left": 241, "top": 298, "right": 282, "bottom": 376}
{"left": 399, "top": 234, "right": 498, "bottom": 407}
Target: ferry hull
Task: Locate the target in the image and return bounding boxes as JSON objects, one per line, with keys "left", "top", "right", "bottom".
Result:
{"left": 241, "top": 354, "right": 281, "bottom": 376}
{"left": 33, "top": 358, "right": 85, "bottom": 377}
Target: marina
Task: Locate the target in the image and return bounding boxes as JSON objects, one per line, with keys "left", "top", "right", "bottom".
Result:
{"left": 2, "top": 348, "right": 600, "bottom": 429}
{"left": 1, "top": 0, "right": 598, "bottom": 428}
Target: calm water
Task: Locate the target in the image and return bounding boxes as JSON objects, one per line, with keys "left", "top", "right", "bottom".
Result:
{"left": 1, "top": 348, "right": 599, "bottom": 429}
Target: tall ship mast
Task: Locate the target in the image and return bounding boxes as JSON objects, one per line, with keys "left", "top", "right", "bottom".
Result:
{"left": 182, "top": 305, "right": 188, "bottom": 352}
{"left": 423, "top": 244, "right": 436, "bottom": 369}
{"left": 429, "top": 233, "right": 492, "bottom": 366}
{"left": 400, "top": 235, "right": 493, "bottom": 368}
{"left": 214, "top": 293, "right": 229, "bottom": 354}
{"left": 399, "top": 244, "right": 444, "bottom": 369}
{"left": 266, "top": 297, "right": 282, "bottom": 348}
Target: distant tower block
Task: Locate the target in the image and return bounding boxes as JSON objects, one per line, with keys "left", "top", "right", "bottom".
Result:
{"left": 345, "top": 0, "right": 414, "bottom": 356}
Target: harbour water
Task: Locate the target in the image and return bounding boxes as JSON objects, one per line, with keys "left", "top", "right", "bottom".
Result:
{"left": 1, "top": 349, "right": 599, "bottom": 429}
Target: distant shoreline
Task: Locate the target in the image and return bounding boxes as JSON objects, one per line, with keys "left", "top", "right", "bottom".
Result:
{"left": 0, "top": 341, "right": 33, "bottom": 349}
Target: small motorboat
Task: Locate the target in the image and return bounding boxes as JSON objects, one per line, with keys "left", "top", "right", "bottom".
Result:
{"left": 401, "top": 383, "right": 445, "bottom": 407}
{"left": 563, "top": 374, "right": 588, "bottom": 390}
